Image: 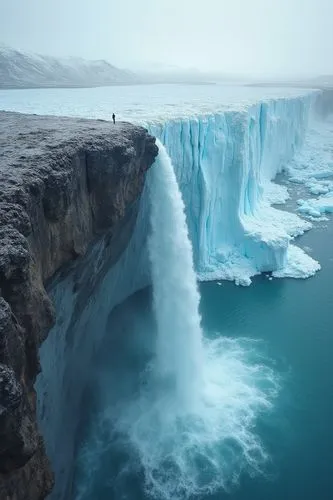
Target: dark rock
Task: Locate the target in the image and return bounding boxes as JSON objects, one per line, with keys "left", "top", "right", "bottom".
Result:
{"left": 0, "top": 364, "right": 22, "bottom": 416}
{"left": 0, "top": 111, "right": 158, "bottom": 498}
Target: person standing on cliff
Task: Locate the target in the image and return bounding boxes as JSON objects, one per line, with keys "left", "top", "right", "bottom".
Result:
{"left": 112, "top": 113, "right": 116, "bottom": 124}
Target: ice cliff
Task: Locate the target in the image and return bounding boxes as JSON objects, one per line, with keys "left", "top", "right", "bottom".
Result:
{"left": 149, "top": 93, "right": 319, "bottom": 284}
{"left": 0, "top": 111, "right": 158, "bottom": 499}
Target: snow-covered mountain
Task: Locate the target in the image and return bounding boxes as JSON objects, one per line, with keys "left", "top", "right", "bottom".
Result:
{"left": 0, "top": 45, "right": 138, "bottom": 89}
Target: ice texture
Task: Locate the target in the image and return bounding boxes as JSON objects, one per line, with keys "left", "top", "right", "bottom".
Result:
{"left": 148, "top": 94, "right": 319, "bottom": 284}
{"left": 287, "top": 114, "right": 333, "bottom": 219}
{"left": 272, "top": 244, "right": 320, "bottom": 279}
{"left": 297, "top": 196, "right": 333, "bottom": 218}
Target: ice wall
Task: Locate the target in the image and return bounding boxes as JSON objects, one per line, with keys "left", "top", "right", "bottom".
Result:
{"left": 149, "top": 94, "right": 319, "bottom": 284}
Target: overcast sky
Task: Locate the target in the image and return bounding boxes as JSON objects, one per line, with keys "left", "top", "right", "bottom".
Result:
{"left": 1, "top": 0, "right": 332, "bottom": 76}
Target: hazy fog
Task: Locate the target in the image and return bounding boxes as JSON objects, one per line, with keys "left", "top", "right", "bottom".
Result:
{"left": 1, "top": 0, "right": 332, "bottom": 77}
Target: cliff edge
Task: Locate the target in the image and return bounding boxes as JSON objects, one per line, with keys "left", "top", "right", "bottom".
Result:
{"left": 0, "top": 111, "right": 158, "bottom": 499}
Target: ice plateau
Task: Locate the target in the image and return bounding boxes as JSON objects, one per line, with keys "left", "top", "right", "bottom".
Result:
{"left": 148, "top": 93, "right": 321, "bottom": 284}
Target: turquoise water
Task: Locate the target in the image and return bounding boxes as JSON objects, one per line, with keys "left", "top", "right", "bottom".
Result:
{"left": 200, "top": 218, "right": 333, "bottom": 500}
{"left": 74, "top": 214, "right": 333, "bottom": 500}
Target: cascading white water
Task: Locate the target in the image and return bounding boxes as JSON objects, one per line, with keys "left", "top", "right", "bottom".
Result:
{"left": 148, "top": 141, "right": 203, "bottom": 403}
{"left": 75, "top": 144, "right": 281, "bottom": 500}
{"left": 111, "top": 144, "right": 280, "bottom": 499}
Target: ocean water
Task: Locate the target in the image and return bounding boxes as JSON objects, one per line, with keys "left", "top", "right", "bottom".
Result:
{"left": 73, "top": 210, "right": 333, "bottom": 500}
{"left": 201, "top": 182, "right": 333, "bottom": 500}
{"left": 201, "top": 218, "right": 333, "bottom": 500}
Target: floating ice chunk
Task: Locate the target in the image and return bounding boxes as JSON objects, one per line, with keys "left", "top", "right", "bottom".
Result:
{"left": 310, "top": 170, "right": 333, "bottom": 179}
{"left": 306, "top": 180, "right": 331, "bottom": 195}
{"left": 288, "top": 177, "right": 306, "bottom": 184}
{"left": 297, "top": 200, "right": 322, "bottom": 218}
{"left": 297, "top": 194, "right": 333, "bottom": 218}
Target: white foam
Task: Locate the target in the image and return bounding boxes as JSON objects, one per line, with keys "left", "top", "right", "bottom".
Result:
{"left": 77, "top": 337, "right": 280, "bottom": 500}
{"left": 119, "top": 337, "right": 279, "bottom": 499}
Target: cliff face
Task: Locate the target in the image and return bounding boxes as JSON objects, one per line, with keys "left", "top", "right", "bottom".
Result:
{"left": 0, "top": 111, "right": 158, "bottom": 499}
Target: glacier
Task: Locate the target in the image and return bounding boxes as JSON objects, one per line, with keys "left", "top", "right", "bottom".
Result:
{"left": 148, "top": 94, "right": 320, "bottom": 285}
{"left": 34, "top": 88, "right": 326, "bottom": 499}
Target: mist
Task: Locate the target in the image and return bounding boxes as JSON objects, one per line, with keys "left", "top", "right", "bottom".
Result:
{"left": 1, "top": 0, "right": 332, "bottom": 78}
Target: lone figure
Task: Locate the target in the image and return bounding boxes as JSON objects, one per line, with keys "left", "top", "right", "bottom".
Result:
{"left": 112, "top": 113, "right": 116, "bottom": 124}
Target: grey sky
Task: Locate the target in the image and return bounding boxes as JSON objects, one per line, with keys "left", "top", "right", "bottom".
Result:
{"left": 1, "top": 0, "right": 332, "bottom": 76}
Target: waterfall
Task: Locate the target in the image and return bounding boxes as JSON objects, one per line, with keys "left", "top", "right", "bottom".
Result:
{"left": 148, "top": 141, "right": 203, "bottom": 403}
{"left": 75, "top": 143, "right": 281, "bottom": 500}
{"left": 112, "top": 145, "right": 280, "bottom": 499}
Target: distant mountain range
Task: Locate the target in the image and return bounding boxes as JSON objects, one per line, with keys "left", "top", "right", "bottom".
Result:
{"left": 2, "top": 44, "right": 332, "bottom": 91}
{"left": 0, "top": 45, "right": 138, "bottom": 89}
{"left": 0, "top": 44, "right": 246, "bottom": 89}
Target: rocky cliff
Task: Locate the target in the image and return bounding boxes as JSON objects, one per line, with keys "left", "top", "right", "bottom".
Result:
{"left": 0, "top": 111, "right": 158, "bottom": 499}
